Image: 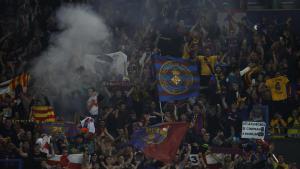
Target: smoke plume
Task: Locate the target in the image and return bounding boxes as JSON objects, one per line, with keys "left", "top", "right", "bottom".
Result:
{"left": 31, "top": 5, "right": 110, "bottom": 101}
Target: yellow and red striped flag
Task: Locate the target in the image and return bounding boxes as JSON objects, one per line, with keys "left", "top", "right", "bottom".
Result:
{"left": 9, "top": 73, "right": 30, "bottom": 89}
{"left": 31, "top": 106, "right": 56, "bottom": 122}
{"left": 0, "top": 73, "right": 30, "bottom": 95}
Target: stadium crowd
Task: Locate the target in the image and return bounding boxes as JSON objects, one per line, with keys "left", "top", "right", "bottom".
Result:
{"left": 0, "top": 0, "right": 300, "bottom": 169}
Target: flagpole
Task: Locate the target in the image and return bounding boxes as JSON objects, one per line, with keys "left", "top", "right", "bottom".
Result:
{"left": 159, "top": 101, "right": 164, "bottom": 122}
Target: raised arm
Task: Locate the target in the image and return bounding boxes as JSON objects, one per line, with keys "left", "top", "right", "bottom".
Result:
{"left": 126, "top": 87, "right": 134, "bottom": 97}
{"left": 104, "top": 128, "right": 115, "bottom": 141}
{"left": 104, "top": 86, "right": 112, "bottom": 98}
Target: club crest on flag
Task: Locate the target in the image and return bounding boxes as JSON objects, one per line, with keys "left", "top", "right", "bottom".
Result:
{"left": 144, "top": 126, "right": 169, "bottom": 144}
{"left": 153, "top": 55, "right": 200, "bottom": 102}
{"left": 159, "top": 61, "right": 194, "bottom": 95}
{"left": 130, "top": 122, "right": 189, "bottom": 163}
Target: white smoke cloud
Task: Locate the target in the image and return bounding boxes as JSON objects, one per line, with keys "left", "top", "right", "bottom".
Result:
{"left": 30, "top": 5, "right": 111, "bottom": 99}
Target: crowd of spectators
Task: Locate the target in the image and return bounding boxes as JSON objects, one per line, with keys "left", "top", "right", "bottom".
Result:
{"left": 0, "top": 0, "right": 300, "bottom": 169}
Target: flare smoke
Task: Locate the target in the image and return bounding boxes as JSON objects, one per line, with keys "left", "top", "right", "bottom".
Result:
{"left": 31, "top": 5, "right": 110, "bottom": 99}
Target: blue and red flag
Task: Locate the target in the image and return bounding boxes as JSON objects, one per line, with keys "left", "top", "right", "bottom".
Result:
{"left": 130, "top": 122, "right": 189, "bottom": 163}
{"left": 153, "top": 55, "right": 200, "bottom": 102}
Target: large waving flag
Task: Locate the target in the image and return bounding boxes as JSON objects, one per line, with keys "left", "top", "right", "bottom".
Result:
{"left": 130, "top": 122, "right": 189, "bottom": 163}
{"left": 153, "top": 56, "right": 200, "bottom": 102}
{"left": 47, "top": 154, "right": 82, "bottom": 169}
{"left": 0, "top": 73, "right": 30, "bottom": 95}
{"left": 31, "top": 106, "right": 56, "bottom": 122}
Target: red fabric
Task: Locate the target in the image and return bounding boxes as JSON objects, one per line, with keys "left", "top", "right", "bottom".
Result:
{"left": 43, "top": 143, "right": 50, "bottom": 150}
{"left": 47, "top": 160, "right": 81, "bottom": 169}
{"left": 47, "top": 154, "right": 82, "bottom": 169}
{"left": 143, "top": 122, "right": 189, "bottom": 164}
{"left": 68, "top": 163, "right": 82, "bottom": 169}
{"left": 60, "top": 154, "right": 70, "bottom": 167}
{"left": 80, "top": 128, "right": 89, "bottom": 133}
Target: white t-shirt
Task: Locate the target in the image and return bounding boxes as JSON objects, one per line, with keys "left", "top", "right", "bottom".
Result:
{"left": 87, "top": 95, "right": 98, "bottom": 115}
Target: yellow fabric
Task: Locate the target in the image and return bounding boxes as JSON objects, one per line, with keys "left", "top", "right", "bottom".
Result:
{"left": 197, "top": 55, "right": 218, "bottom": 76}
{"left": 182, "top": 44, "right": 190, "bottom": 59}
{"left": 32, "top": 111, "right": 55, "bottom": 118}
{"left": 275, "top": 163, "right": 289, "bottom": 169}
{"left": 270, "top": 119, "right": 287, "bottom": 127}
{"left": 265, "top": 76, "right": 289, "bottom": 101}
{"left": 270, "top": 118, "right": 287, "bottom": 134}
{"left": 8, "top": 73, "right": 30, "bottom": 89}
{"left": 287, "top": 128, "right": 300, "bottom": 135}
{"left": 31, "top": 106, "right": 56, "bottom": 122}
{"left": 0, "top": 73, "right": 30, "bottom": 96}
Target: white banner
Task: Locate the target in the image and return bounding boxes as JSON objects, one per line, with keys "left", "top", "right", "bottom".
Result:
{"left": 242, "top": 121, "right": 266, "bottom": 139}
{"left": 106, "top": 51, "right": 128, "bottom": 78}
{"left": 85, "top": 51, "right": 128, "bottom": 80}
{"left": 189, "top": 154, "right": 199, "bottom": 166}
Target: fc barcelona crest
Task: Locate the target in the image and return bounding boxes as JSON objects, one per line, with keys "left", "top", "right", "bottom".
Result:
{"left": 143, "top": 126, "right": 169, "bottom": 144}
{"left": 158, "top": 61, "right": 194, "bottom": 95}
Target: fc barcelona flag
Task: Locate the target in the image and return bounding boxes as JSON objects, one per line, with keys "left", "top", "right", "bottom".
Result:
{"left": 153, "top": 55, "right": 200, "bottom": 102}
{"left": 130, "top": 122, "right": 189, "bottom": 163}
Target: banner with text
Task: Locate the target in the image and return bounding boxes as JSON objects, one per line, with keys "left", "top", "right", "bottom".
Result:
{"left": 242, "top": 121, "right": 266, "bottom": 139}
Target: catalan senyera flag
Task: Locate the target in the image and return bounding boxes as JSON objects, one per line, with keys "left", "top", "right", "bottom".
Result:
{"left": 153, "top": 55, "right": 200, "bottom": 102}
{"left": 130, "top": 122, "right": 189, "bottom": 163}
{"left": 0, "top": 73, "right": 30, "bottom": 95}
{"left": 31, "top": 106, "right": 56, "bottom": 122}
